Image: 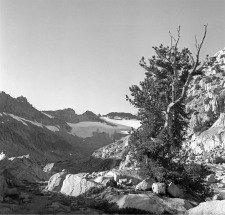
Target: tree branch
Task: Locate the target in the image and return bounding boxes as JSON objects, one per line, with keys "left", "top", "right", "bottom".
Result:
{"left": 174, "top": 25, "right": 207, "bottom": 105}
{"left": 164, "top": 24, "right": 208, "bottom": 131}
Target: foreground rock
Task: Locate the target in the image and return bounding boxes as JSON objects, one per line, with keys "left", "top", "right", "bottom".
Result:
{"left": 135, "top": 178, "right": 155, "bottom": 191}
{"left": 45, "top": 170, "right": 68, "bottom": 192}
{"left": 167, "top": 182, "right": 184, "bottom": 198}
{"left": 206, "top": 174, "right": 217, "bottom": 184}
{"left": 107, "top": 192, "right": 193, "bottom": 214}
{"left": 152, "top": 182, "right": 166, "bottom": 195}
{"left": 46, "top": 172, "right": 102, "bottom": 197}
{"left": 61, "top": 173, "right": 102, "bottom": 196}
{"left": 187, "top": 200, "right": 225, "bottom": 215}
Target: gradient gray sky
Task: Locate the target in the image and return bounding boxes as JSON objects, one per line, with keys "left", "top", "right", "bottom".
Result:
{"left": 0, "top": 0, "right": 225, "bottom": 114}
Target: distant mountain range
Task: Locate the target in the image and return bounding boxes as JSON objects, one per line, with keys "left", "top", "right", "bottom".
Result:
{"left": 103, "top": 112, "right": 138, "bottom": 120}
{"left": 0, "top": 91, "right": 139, "bottom": 164}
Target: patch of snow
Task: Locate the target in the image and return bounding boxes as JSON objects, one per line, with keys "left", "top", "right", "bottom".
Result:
{"left": 22, "top": 118, "right": 43, "bottom": 127}
{"left": 5, "top": 113, "right": 43, "bottom": 127}
{"left": 9, "top": 154, "right": 29, "bottom": 161}
{"left": 42, "top": 112, "right": 54, "bottom": 118}
{"left": 8, "top": 114, "right": 28, "bottom": 126}
{"left": 121, "top": 131, "right": 130, "bottom": 135}
{"left": 101, "top": 117, "right": 141, "bottom": 129}
{"left": 46, "top": 125, "right": 60, "bottom": 132}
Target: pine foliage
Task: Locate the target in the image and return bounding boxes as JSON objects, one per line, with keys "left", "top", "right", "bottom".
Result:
{"left": 127, "top": 41, "right": 212, "bottom": 199}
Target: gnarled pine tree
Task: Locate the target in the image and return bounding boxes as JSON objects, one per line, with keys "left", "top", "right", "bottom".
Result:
{"left": 127, "top": 26, "right": 212, "bottom": 198}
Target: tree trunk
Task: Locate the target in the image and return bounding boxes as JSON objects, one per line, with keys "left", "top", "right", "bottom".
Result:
{"left": 164, "top": 103, "right": 174, "bottom": 137}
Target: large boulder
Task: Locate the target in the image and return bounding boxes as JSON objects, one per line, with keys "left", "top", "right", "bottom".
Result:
{"left": 187, "top": 200, "right": 225, "bottom": 215}
{"left": 60, "top": 173, "right": 101, "bottom": 197}
{"left": 167, "top": 182, "right": 184, "bottom": 198}
{"left": 135, "top": 178, "right": 155, "bottom": 191}
{"left": 206, "top": 174, "right": 217, "bottom": 184}
{"left": 107, "top": 192, "right": 192, "bottom": 214}
{"left": 45, "top": 170, "right": 67, "bottom": 192}
{"left": 46, "top": 172, "right": 102, "bottom": 197}
{"left": 152, "top": 182, "right": 166, "bottom": 195}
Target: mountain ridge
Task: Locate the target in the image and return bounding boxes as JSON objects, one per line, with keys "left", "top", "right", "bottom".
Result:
{"left": 0, "top": 91, "right": 136, "bottom": 163}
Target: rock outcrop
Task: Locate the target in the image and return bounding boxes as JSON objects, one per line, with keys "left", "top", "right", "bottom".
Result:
{"left": 107, "top": 192, "right": 192, "bottom": 214}
{"left": 0, "top": 153, "right": 50, "bottom": 183}
{"left": 187, "top": 200, "right": 225, "bottom": 215}
{"left": 187, "top": 48, "right": 225, "bottom": 153}
{"left": 46, "top": 172, "right": 102, "bottom": 197}
{"left": 190, "top": 113, "right": 225, "bottom": 153}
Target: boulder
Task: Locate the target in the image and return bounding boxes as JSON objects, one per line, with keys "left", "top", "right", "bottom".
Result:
{"left": 206, "top": 174, "right": 217, "bottom": 184}
{"left": 187, "top": 200, "right": 225, "bottom": 215}
{"left": 43, "top": 163, "right": 55, "bottom": 173}
{"left": 167, "top": 182, "right": 184, "bottom": 198}
{"left": 212, "top": 157, "right": 225, "bottom": 164}
{"left": 102, "top": 178, "right": 117, "bottom": 187}
{"left": 92, "top": 176, "right": 105, "bottom": 184}
{"left": 152, "top": 182, "right": 166, "bottom": 195}
{"left": 104, "top": 170, "right": 141, "bottom": 185}
{"left": 213, "top": 193, "right": 224, "bottom": 200}
{"left": 45, "top": 171, "right": 67, "bottom": 192}
{"left": 92, "top": 176, "right": 116, "bottom": 187}
{"left": 118, "top": 178, "right": 128, "bottom": 184}
{"left": 60, "top": 173, "right": 101, "bottom": 197}
{"left": 46, "top": 172, "right": 101, "bottom": 197}
{"left": 104, "top": 170, "right": 128, "bottom": 182}
{"left": 135, "top": 178, "right": 155, "bottom": 191}
{"left": 107, "top": 192, "right": 192, "bottom": 214}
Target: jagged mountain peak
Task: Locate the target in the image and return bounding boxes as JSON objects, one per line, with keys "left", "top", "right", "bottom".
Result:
{"left": 214, "top": 47, "right": 225, "bottom": 58}
{"left": 82, "top": 110, "right": 97, "bottom": 115}
{"left": 16, "top": 96, "right": 28, "bottom": 103}
{"left": 79, "top": 110, "right": 101, "bottom": 122}
{"left": 0, "top": 92, "right": 36, "bottom": 117}
{"left": 43, "top": 108, "right": 79, "bottom": 123}
{"left": 211, "top": 47, "right": 225, "bottom": 67}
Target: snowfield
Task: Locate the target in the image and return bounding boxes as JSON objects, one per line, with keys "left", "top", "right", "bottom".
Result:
{"left": 67, "top": 121, "right": 131, "bottom": 138}
{"left": 100, "top": 117, "right": 141, "bottom": 129}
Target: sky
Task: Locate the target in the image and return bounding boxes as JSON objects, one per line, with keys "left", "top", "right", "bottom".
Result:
{"left": 0, "top": 0, "right": 225, "bottom": 115}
